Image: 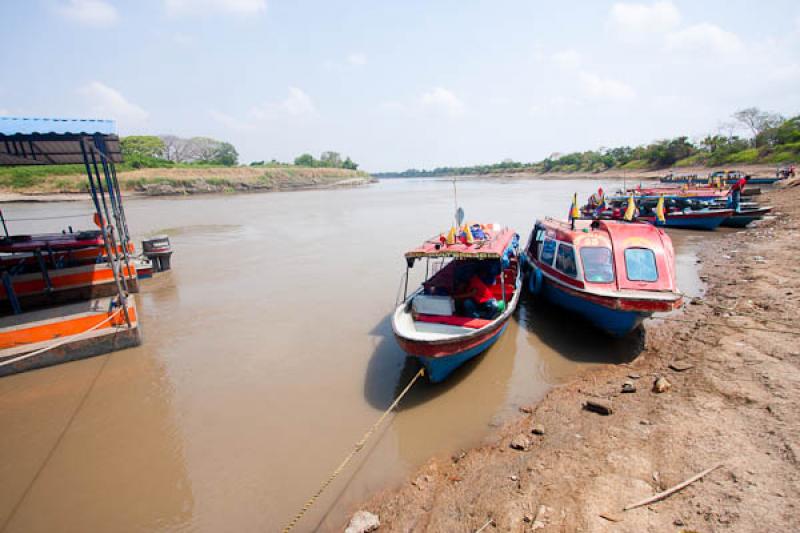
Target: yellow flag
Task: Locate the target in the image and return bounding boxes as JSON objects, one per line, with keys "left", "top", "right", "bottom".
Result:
{"left": 463, "top": 224, "right": 474, "bottom": 244}
{"left": 570, "top": 193, "right": 580, "bottom": 221}
{"left": 656, "top": 195, "right": 666, "bottom": 223}
{"left": 446, "top": 226, "right": 456, "bottom": 245}
{"left": 623, "top": 194, "right": 636, "bottom": 221}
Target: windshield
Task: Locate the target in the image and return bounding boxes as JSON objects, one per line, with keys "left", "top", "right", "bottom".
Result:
{"left": 580, "top": 247, "right": 614, "bottom": 283}
{"left": 624, "top": 248, "right": 658, "bottom": 282}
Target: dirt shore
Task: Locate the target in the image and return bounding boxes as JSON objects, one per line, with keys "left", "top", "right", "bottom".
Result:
{"left": 356, "top": 181, "right": 800, "bottom": 532}
{"left": 467, "top": 163, "right": 780, "bottom": 181}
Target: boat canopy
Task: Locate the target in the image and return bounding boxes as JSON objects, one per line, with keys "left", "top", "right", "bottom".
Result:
{"left": 0, "top": 117, "right": 121, "bottom": 166}
{"left": 405, "top": 227, "right": 516, "bottom": 260}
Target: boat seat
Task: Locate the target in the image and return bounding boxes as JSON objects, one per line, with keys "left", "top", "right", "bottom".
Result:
{"left": 414, "top": 314, "right": 492, "bottom": 329}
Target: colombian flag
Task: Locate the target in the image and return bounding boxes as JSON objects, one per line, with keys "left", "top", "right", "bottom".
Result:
{"left": 569, "top": 193, "right": 580, "bottom": 221}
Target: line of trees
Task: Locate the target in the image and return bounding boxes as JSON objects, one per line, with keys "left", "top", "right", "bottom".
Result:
{"left": 120, "top": 135, "right": 239, "bottom": 168}
{"left": 377, "top": 108, "right": 800, "bottom": 177}
{"left": 293, "top": 151, "right": 359, "bottom": 170}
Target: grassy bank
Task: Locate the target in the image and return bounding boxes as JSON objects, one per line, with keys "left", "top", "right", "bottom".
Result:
{"left": 0, "top": 165, "right": 373, "bottom": 195}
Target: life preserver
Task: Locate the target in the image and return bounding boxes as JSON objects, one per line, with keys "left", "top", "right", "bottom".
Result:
{"left": 527, "top": 265, "right": 543, "bottom": 295}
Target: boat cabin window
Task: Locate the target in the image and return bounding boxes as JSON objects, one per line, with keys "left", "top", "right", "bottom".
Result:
{"left": 580, "top": 247, "right": 614, "bottom": 283}
{"left": 528, "top": 226, "right": 545, "bottom": 259}
{"left": 624, "top": 248, "right": 658, "bottom": 282}
{"left": 540, "top": 238, "right": 557, "bottom": 266}
{"left": 555, "top": 243, "right": 577, "bottom": 277}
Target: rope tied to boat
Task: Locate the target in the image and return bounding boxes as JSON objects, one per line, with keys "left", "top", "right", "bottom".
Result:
{"left": 282, "top": 367, "right": 425, "bottom": 533}
{"left": 0, "top": 306, "right": 125, "bottom": 369}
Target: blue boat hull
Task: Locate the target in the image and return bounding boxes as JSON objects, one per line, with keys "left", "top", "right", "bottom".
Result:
{"left": 540, "top": 279, "right": 646, "bottom": 337}
{"left": 645, "top": 215, "right": 727, "bottom": 230}
{"left": 417, "top": 322, "right": 508, "bottom": 382}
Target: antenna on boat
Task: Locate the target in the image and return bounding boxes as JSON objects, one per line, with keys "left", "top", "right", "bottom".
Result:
{"left": 452, "top": 177, "right": 460, "bottom": 227}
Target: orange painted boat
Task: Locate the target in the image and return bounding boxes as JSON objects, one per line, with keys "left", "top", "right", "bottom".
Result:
{"left": 0, "top": 262, "right": 138, "bottom": 311}
{"left": 0, "top": 296, "right": 140, "bottom": 377}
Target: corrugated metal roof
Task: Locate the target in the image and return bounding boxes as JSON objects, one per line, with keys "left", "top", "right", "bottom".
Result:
{"left": 0, "top": 117, "right": 116, "bottom": 136}
{"left": 0, "top": 117, "right": 121, "bottom": 166}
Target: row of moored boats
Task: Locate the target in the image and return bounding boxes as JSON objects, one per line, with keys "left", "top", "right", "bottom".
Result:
{"left": 392, "top": 176, "right": 773, "bottom": 382}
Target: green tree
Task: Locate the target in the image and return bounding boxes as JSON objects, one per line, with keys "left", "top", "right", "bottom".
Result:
{"left": 294, "top": 153, "right": 316, "bottom": 167}
{"left": 342, "top": 157, "right": 358, "bottom": 170}
{"left": 319, "top": 151, "right": 342, "bottom": 167}
{"left": 120, "top": 136, "right": 166, "bottom": 159}
{"left": 212, "top": 142, "right": 238, "bottom": 166}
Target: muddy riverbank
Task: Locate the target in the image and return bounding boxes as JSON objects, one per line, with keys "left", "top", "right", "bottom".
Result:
{"left": 356, "top": 183, "right": 800, "bottom": 532}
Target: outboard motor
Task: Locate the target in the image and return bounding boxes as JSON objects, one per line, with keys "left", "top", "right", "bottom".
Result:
{"left": 141, "top": 235, "right": 174, "bottom": 272}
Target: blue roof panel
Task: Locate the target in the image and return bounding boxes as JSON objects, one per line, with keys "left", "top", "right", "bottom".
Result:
{"left": 0, "top": 117, "right": 116, "bottom": 136}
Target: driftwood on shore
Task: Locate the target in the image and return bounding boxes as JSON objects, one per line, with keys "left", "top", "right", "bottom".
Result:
{"left": 624, "top": 463, "right": 723, "bottom": 511}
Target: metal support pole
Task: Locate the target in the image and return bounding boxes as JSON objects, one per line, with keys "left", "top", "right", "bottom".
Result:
{"left": 93, "top": 136, "right": 134, "bottom": 284}
{"left": 403, "top": 266, "right": 409, "bottom": 302}
{"left": 0, "top": 209, "right": 8, "bottom": 238}
{"left": 2, "top": 271, "right": 21, "bottom": 315}
{"left": 90, "top": 147, "right": 130, "bottom": 293}
{"left": 33, "top": 249, "right": 53, "bottom": 293}
{"left": 80, "top": 139, "right": 131, "bottom": 327}
{"left": 500, "top": 260, "right": 506, "bottom": 305}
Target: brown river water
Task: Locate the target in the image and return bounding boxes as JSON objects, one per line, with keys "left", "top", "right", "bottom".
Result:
{"left": 0, "top": 178, "right": 710, "bottom": 532}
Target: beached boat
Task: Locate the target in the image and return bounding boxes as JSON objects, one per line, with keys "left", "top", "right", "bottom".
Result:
{"left": 596, "top": 196, "right": 733, "bottom": 230}
{"left": 721, "top": 206, "right": 773, "bottom": 228}
{"left": 660, "top": 170, "right": 782, "bottom": 186}
{"left": 637, "top": 208, "right": 733, "bottom": 230}
{"left": 523, "top": 218, "right": 682, "bottom": 337}
{"left": 392, "top": 225, "right": 521, "bottom": 382}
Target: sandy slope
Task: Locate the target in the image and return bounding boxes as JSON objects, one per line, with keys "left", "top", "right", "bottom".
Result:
{"left": 357, "top": 183, "right": 800, "bottom": 532}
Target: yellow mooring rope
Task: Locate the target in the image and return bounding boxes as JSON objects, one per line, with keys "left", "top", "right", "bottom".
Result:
{"left": 282, "top": 367, "right": 425, "bottom": 533}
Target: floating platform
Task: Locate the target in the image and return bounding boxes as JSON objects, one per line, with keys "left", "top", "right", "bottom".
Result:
{"left": 0, "top": 296, "right": 140, "bottom": 377}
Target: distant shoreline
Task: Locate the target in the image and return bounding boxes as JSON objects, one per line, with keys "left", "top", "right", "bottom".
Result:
{"left": 375, "top": 163, "right": 779, "bottom": 182}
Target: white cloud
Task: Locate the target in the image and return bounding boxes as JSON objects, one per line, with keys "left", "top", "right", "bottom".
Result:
{"left": 530, "top": 96, "right": 584, "bottom": 116}
{"left": 209, "top": 110, "right": 254, "bottom": 131}
{"left": 347, "top": 53, "right": 367, "bottom": 67}
{"left": 665, "top": 23, "right": 744, "bottom": 55}
{"left": 251, "top": 87, "right": 316, "bottom": 120}
{"left": 78, "top": 81, "right": 148, "bottom": 125}
{"left": 579, "top": 73, "right": 636, "bottom": 101}
{"left": 551, "top": 49, "right": 582, "bottom": 70}
{"left": 165, "top": 0, "right": 266, "bottom": 16}
{"left": 609, "top": 1, "right": 680, "bottom": 38}
{"left": 55, "top": 0, "right": 118, "bottom": 26}
{"left": 421, "top": 87, "right": 465, "bottom": 117}
{"left": 0, "top": 109, "right": 9, "bottom": 116}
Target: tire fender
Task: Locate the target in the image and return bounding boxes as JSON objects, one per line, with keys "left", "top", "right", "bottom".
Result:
{"left": 527, "top": 265, "right": 543, "bottom": 295}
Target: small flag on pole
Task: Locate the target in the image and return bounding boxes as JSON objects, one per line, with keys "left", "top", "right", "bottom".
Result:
{"left": 655, "top": 195, "right": 666, "bottom": 224}
{"left": 569, "top": 193, "right": 580, "bottom": 221}
{"left": 623, "top": 194, "right": 636, "bottom": 221}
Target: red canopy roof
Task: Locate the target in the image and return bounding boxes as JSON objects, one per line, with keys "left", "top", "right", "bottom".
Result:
{"left": 405, "top": 227, "right": 516, "bottom": 260}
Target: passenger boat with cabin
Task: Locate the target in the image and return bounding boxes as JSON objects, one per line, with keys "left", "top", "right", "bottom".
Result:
{"left": 595, "top": 195, "right": 733, "bottom": 230}
{"left": 392, "top": 224, "right": 521, "bottom": 382}
{"left": 523, "top": 218, "right": 682, "bottom": 337}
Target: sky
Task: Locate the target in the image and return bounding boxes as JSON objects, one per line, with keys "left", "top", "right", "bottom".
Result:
{"left": 1, "top": 1, "right": 799, "bottom": 171}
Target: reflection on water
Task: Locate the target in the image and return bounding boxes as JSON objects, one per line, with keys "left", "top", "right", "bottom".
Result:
{"left": 0, "top": 178, "right": 707, "bottom": 532}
